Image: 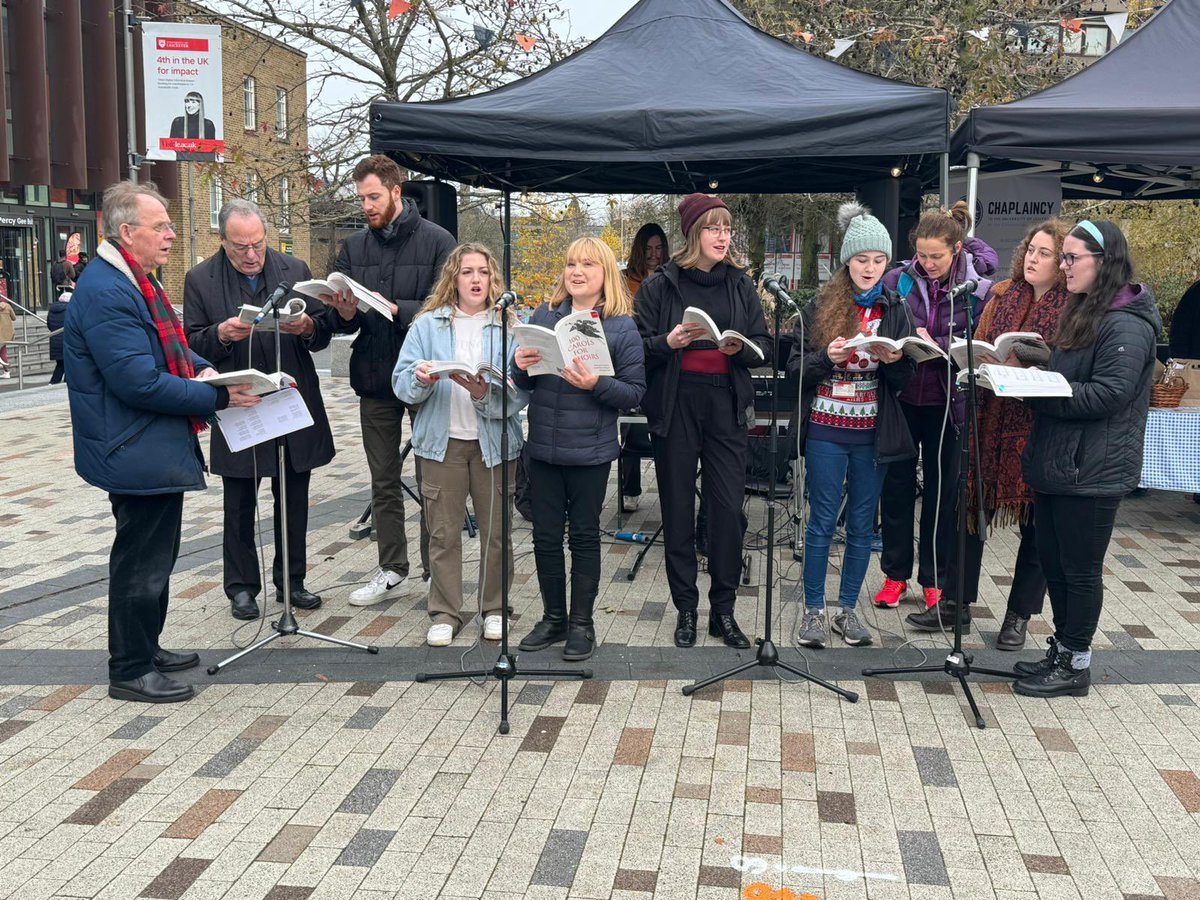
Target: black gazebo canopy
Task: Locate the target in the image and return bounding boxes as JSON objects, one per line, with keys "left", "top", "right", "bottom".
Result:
{"left": 370, "top": 0, "right": 950, "bottom": 195}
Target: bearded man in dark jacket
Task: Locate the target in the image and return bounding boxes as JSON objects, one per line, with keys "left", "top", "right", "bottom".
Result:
{"left": 184, "top": 199, "right": 337, "bottom": 621}
{"left": 325, "top": 154, "right": 456, "bottom": 606}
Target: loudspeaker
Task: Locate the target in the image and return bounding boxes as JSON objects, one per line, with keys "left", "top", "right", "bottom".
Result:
{"left": 402, "top": 180, "right": 458, "bottom": 238}
{"left": 856, "top": 176, "right": 922, "bottom": 261}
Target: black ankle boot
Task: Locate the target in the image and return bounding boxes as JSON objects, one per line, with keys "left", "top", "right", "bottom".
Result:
{"left": 518, "top": 575, "right": 568, "bottom": 652}
{"left": 563, "top": 573, "right": 598, "bottom": 661}
{"left": 996, "top": 609, "right": 1029, "bottom": 651}
{"left": 675, "top": 610, "right": 698, "bottom": 648}
{"left": 1013, "top": 648, "right": 1090, "bottom": 698}
{"left": 1014, "top": 636, "right": 1058, "bottom": 677}
{"left": 708, "top": 612, "right": 751, "bottom": 649}
{"left": 905, "top": 600, "right": 971, "bottom": 633}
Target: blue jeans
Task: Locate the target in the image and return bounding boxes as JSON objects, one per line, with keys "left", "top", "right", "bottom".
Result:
{"left": 803, "top": 439, "right": 887, "bottom": 610}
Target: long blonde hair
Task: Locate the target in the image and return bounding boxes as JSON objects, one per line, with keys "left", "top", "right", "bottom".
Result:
{"left": 673, "top": 206, "right": 745, "bottom": 271}
{"left": 548, "top": 236, "right": 633, "bottom": 318}
{"left": 418, "top": 243, "right": 503, "bottom": 319}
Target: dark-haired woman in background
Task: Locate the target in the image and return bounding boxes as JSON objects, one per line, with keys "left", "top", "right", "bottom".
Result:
{"left": 620, "top": 223, "right": 669, "bottom": 513}
{"left": 877, "top": 202, "right": 997, "bottom": 622}
{"left": 1014, "top": 220, "right": 1159, "bottom": 697}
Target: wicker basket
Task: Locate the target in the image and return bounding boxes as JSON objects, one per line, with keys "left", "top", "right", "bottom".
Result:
{"left": 1151, "top": 376, "right": 1188, "bottom": 409}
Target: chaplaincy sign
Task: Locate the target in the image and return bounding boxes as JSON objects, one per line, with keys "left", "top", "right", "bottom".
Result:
{"left": 142, "top": 22, "right": 224, "bottom": 162}
{"left": 950, "top": 173, "right": 1062, "bottom": 268}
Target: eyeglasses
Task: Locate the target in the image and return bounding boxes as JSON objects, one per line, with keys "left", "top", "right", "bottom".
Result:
{"left": 226, "top": 239, "right": 267, "bottom": 254}
{"left": 1059, "top": 251, "right": 1102, "bottom": 267}
{"left": 135, "top": 221, "right": 177, "bottom": 234}
{"left": 701, "top": 225, "right": 734, "bottom": 238}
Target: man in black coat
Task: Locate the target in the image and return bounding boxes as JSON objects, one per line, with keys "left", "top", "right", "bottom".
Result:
{"left": 184, "top": 199, "right": 337, "bottom": 620}
{"left": 325, "top": 154, "right": 456, "bottom": 607}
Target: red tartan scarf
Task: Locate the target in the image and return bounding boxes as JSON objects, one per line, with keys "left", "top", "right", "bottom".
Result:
{"left": 968, "top": 278, "right": 1069, "bottom": 530}
{"left": 111, "top": 240, "right": 206, "bottom": 434}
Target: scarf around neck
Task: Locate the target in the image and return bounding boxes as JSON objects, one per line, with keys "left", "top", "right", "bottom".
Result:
{"left": 111, "top": 240, "right": 205, "bottom": 434}
{"left": 854, "top": 282, "right": 884, "bottom": 308}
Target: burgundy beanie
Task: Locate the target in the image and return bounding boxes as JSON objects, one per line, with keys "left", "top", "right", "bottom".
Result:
{"left": 678, "top": 193, "right": 728, "bottom": 238}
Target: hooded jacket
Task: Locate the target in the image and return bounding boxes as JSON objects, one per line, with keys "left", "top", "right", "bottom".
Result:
{"left": 1022, "top": 284, "right": 1161, "bottom": 496}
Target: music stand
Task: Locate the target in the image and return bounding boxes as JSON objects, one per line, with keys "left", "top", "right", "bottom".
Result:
{"left": 209, "top": 289, "right": 379, "bottom": 675}
{"left": 682, "top": 285, "right": 858, "bottom": 703}
{"left": 414, "top": 296, "right": 590, "bottom": 735}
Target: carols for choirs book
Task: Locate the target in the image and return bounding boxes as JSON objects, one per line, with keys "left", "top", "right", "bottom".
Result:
{"left": 512, "top": 309, "right": 614, "bottom": 377}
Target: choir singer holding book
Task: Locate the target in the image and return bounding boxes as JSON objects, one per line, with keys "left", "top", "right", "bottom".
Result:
{"left": 184, "top": 199, "right": 337, "bottom": 622}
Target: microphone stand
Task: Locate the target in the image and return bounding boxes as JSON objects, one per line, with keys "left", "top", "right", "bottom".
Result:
{"left": 414, "top": 293, "right": 591, "bottom": 735}
{"left": 682, "top": 285, "right": 858, "bottom": 703}
{"left": 209, "top": 293, "right": 379, "bottom": 675}
{"left": 861, "top": 286, "right": 1016, "bottom": 728}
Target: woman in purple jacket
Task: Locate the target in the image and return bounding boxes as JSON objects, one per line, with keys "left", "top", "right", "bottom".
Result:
{"left": 875, "top": 202, "right": 997, "bottom": 620}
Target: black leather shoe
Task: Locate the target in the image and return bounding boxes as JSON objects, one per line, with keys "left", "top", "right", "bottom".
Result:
{"left": 905, "top": 601, "right": 971, "bottom": 633}
{"left": 154, "top": 649, "right": 199, "bottom": 672}
{"left": 109, "top": 671, "right": 194, "bottom": 704}
{"left": 996, "top": 610, "right": 1029, "bottom": 651}
{"left": 230, "top": 590, "right": 259, "bottom": 620}
{"left": 709, "top": 612, "right": 751, "bottom": 649}
{"left": 674, "top": 610, "right": 698, "bottom": 648}
{"left": 279, "top": 588, "right": 322, "bottom": 609}
{"left": 1013, "top": 649, "right": 1090, "bottom": 698}
{"left": 1014, "top": 636, "right": 1058, "bottom": 677}
{"left": 518, "top": 618, "right": 569, "bottom": 652}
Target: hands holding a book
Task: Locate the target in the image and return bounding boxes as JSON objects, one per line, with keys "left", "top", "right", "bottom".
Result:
{"left": 218, "top": 317, "right": 255, "bottom": 344}
{"left": 514, "top": 347, "right": 542, "bottom": 371}
{"left": 415, "top": 361, "right": 487, "bottom": 400}
{"left": 718, "top": 338, "right": 743, "bottom": 356}
{"left": 827, "top": 336, "right": 854, "bottom": 365}
{"left": 277, "top": 314, "right": 316, "bottom": 339}
{"left": 666, "top": 322, "right": 706, "bottom": 350}
{"left": 561, "top": 357, "right": 599, "bottom": 391}
{"left": 195, "top": 368, "right": 261, "bottom": 408}
{"left": 325, "top": 287, "right": 395, "bottom": 322}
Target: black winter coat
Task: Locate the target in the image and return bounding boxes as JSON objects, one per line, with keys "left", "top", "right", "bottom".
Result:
{"left": 334, "top": 199, "right": 457, "bottom": 400}
{"left": 47, "top": 300, "right": 69, "bottom": 361}
{"left": 183, "top": 248, "right": 336, "bottom": 479}
{"left": 787, "top": 288, "right": 917, "bottom": 464}
{"left": 1022, "top": 285, "right": 1161, "bottom": 497}
{"left": 511, "top": 302, "right": 646, "bottom": 466}
{"left": 634, "top": 260, "right": 772, "bottom": 436}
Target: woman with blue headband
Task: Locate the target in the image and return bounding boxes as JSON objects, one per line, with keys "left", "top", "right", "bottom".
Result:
{"left": 1015, "top": 219, "right": 1160, "bottom": 698}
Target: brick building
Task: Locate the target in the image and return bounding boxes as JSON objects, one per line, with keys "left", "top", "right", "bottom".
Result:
{"left": 160, "top": 2, "right": 310, "bottom": 301}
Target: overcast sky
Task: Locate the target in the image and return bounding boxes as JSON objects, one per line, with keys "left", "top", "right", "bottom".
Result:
{"left": 558, "top": 2, "right": 638, "bottom": 40}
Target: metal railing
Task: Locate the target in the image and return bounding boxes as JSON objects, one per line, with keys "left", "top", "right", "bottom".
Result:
{"left": 1, "top": 293, "right": 56, "bottom": 390}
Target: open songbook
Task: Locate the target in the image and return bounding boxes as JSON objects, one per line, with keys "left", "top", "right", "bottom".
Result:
{"left": 425, "top": 360, "right": 508, "bottom": 382}
{"left": 682, "top": 307, "right": 764, "bottom": 361}
{"left": 191, "top": 369, "right": 297, "bottom": 396}
{"left": 513, "top": 309, "right": 614, "bottom": 377}
{"left": 237, "top": 297, "right": 307, "bottom": 329}
{"left": 292, "top": 272, "right": 394, "bottom": 321}
{"left": 955, "top": 364, "right": 1072, "bottom": 398}
{"left": 949, "top": 332, "right": 1047, "bottom": 370}
{"left": 841, "top": 333, "right": 946, "bottom": 364}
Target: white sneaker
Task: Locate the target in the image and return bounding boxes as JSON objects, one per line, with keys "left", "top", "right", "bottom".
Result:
{"left": 427, "top": 623, "right": 454, "bottom": 647}
{"left": 0, "top": 370, "right": 9, "bottom": 379}
{"left": 348, "top": 568, "right": 406, "bottom": 606}
{"left": 621, "top": 495, "right": 640, "bottom": 512}
{"left": 483, "top": 615, "right": 503, "bottom": 641}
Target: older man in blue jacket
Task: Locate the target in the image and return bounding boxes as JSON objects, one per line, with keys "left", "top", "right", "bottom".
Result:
{"left": 66, "top": 181, "right": 259, "bottom": 703}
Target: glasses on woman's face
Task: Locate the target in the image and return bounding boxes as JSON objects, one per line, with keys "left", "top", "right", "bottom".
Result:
{"left": 701, "top": 225, "right": 733, "bottom": 238}
{"left": 1059, "top": 251, "right": 1102, "bottom": 268}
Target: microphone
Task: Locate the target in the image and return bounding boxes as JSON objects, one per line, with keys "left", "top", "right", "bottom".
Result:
{"left": 615, "top": 531, "right": 649, "bottom": 544}
{"left": 495, "top": 290, "right": 518, "bottom": 310}
{"left": 251, "top": 282, "right": 294, "bottom": 325}
{"left": 762, "top": 273, "right": 802, "bottom": 316}
{"left": 948, "top": 279, "right": 978, "bottom": 302}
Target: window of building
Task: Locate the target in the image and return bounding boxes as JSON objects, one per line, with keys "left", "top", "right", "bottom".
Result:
{"left": 275, "top": 88, "right": 288, "bottom": 140}
{"left": 246, "top": 172, "right": 258, "bottom": 203}
{"left": 209, "top": 178, "right": 223, "bottom": 229}
{"left": 243, "top": 76, "right": 257, "bottom": 130}
{"left": 1082, "top": 23, "right": 1110, "bottom": 56}
{"left": 278, "top": 176, "right": 290, "bottom": 233}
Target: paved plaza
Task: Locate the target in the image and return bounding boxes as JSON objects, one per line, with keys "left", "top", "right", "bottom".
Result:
{"left": 2, "top": 379, "right": 1200, "bottom": 899}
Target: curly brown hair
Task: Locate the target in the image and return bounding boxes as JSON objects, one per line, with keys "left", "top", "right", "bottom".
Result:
{"left": 351, "top": 154, "right": 406, "bottom": 191}
{"left": 810, "top": 268, "right": 864, "bottom": 350}
{"left": 1007, "top": 218, "right": 1070, "bottom": 287}
{"left": 909, "top": 199, "right": 972, "bottom": 251}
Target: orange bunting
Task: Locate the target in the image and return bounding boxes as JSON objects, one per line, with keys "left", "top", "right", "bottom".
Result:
{"left": 921, "top": 34, "right": 948, "bottom": 43}
{"left": 388, "top": 0, "right": 412, "bottom": 19}
{"left": 515, "top": 33, "right": 537, "bottom": 52}
{"left": 1060, "top": 17, "right": 1083, "bottom": 33}
{"left": 792, "top": 30, "right": 813, "bottom": 44}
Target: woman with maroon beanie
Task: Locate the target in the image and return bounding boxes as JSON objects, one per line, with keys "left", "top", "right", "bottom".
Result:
{"left": 634, "top": 194, "right": 771, "bottom": 650}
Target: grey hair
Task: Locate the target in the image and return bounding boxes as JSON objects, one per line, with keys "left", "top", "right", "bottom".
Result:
{"left": 101, "top": 181, "right": 169, "bottom": 237}
{"left": 218, "top": 198, "right": 268, "bottom": 239}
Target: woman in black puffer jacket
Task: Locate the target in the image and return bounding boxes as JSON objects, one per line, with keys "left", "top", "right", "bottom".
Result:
{"left": 1015, "top": 220, "right": 1160, "bottom": 699}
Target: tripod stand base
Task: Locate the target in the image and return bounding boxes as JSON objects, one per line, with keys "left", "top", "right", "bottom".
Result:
{"left": 207, "top": 614, "right": 379, "bottom": 676}
{"left": 863, "top": 651, "right": 1017, "bottom": 729}
{"left": 682, "top": 639, "right": 859, "bottom": 702}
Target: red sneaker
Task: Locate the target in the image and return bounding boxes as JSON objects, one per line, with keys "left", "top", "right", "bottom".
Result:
{"left": 923, "top": 586, "right": 943, "bottom": 609}
{"left": 873, "top": 578, "right": 908, "bottom": 608}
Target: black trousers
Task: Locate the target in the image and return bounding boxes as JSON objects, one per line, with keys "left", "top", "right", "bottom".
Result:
{"left": 619, "top": 423, "right": 650, "bottom": 497}
{"left": 528, "top": 458, "right": 610, "bottom": 583}
{"left": 1034, "top": 492, "right": 1121, "bottom": 653}
{"left": 944, "top": 515, "right": 1046, "bottom": 614}
{"left": 652, "top": 374, "right": 748, "bottom": 615}
{"left": 223, "top": 458, "right": 311, "bottom": 598}
{"left": 50, "top": 361, "right": 65, "bottom": 384}
{"left": 108, "top": 492, "right": 184, "bottom": 681}
{"left": 880, "top": 402, "right": 959, "bottom": 588}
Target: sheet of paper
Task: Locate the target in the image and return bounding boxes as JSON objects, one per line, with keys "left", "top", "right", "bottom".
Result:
{"left": 215, "top": 387, "right": 314, "bottom": 452}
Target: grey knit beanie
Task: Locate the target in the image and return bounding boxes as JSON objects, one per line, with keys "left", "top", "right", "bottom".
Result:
{"left": 837, "top": 202, "right": 893, "bottom": 264}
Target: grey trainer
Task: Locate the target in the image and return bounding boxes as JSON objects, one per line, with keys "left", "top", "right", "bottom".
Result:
{"left": 832, "top": 609, "right": 873, "bottom": 646}
{"left": 797, "top": 610, "right": 827, "bottom": 648}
